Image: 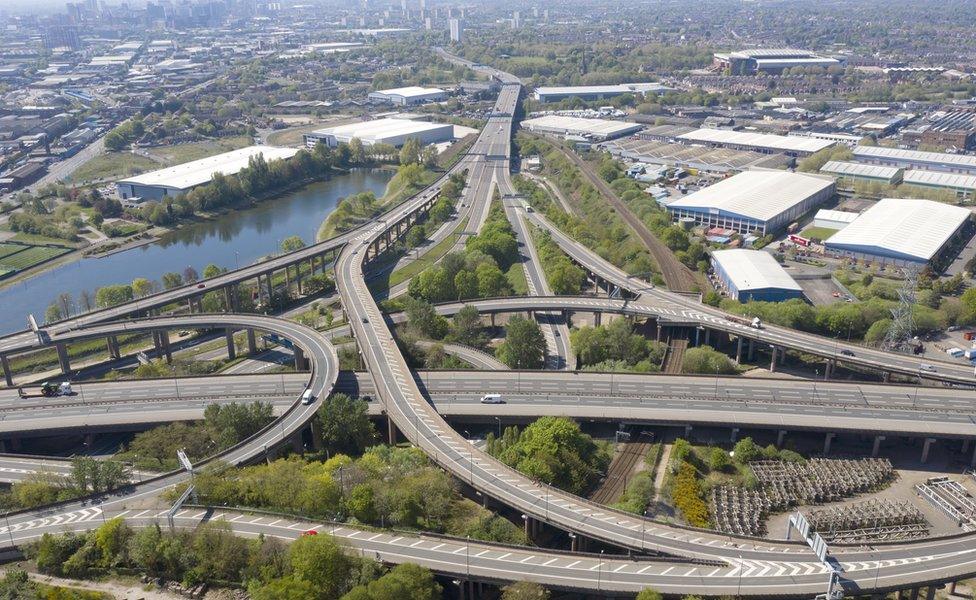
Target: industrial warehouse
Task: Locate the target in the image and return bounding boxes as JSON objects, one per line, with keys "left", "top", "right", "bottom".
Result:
{"left": 303, "top": 118, "right": 455, "bottom": 148}
{"left": 115, "top": 145, "right": 299, "bottom": 202}
{"left": 852, "top": 145, "right": 976, "bottom": 176}
{"left": 675, "top": 128, "right": 836, "bottom": 157}
{"left": 710, "top": 248, "right": 804, "bottom": 302}
{"left": 825, "top": 198, "right": 972, "bottom": 267}
{"left": 532, "top": 82, "right": 671, "bottom": 103}
{"left": 666, "top": 170, "right": 836, "bottom": 235}
{"left": 519, "top": 115, "right": 643, "bottom": 141}
{"left": 820, "top": 161, "right": 904, "bottom": 187}
{"left": 901, "top": 170, "right": 976, "bottom": 200}
{"left": 712, "top": 48, "right": 842, "bottom": 74}
{"left": 366, "top": 86, "right": 447, "bottom": 106}
{"left": 601, "top": 137, "right": 791, "bottom": 174}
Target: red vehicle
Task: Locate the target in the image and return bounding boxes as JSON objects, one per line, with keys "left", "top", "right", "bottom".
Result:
{"left": 301, "top": 530, "right": 318, "bottom": 536}
{"left": 197, "top": 283, "right": 206, "bottom": 289}
{"left": 788, "top": 234, "right": 810, "bottom": 247}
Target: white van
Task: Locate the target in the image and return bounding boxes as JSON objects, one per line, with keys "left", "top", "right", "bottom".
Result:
{"left": 920, "top": 364, "right": 937, "bottom": 372}
{"left": 480, "top": 394, "right": 504, "bottom": 404}
{"left": 301, "top": 389, "right": 315, "bottom": 405}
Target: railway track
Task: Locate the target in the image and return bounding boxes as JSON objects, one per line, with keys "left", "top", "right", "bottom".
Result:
{"left": 663, "top": 331, "right": 689, "bottom": 375}
{"left": 550, "top": 142, "right": 701, "bottom": 293}
{"left": 590, "top": 437, "right": 654, "bottom": 505}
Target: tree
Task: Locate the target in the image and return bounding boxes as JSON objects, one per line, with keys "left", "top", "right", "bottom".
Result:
{"left": 502, "top": 581, "right": 551, "bottom": 600}
{"left": 204, "top": 402, "right": 274, "bottom": 449}
{"left": 454, "top": 270, "right": 478, "bottom": 300}
{"left": 636, "top": 590, "right": 664, "bottom": 600}
{"left": 203, "top": 263, "right": 224, "bottom": 279}
{"left": 399, "top": 138, "right": 421, "bottom": 165}
{"left": 348, "top": 137, "right": 367, "bottom": 165}
{"left": 131, "top": 277, "right": 156, "bottom": 298}
{"left": 95, "top": 284, "right": 134, "bottom": 308}
{"left": 44, "top": 302, "right": 63, "bottom": 324}
{"left": 681, "top": 346, "right": 736, "bottom": 374}
{"left": 315, "top": 394, "right": 376, "bottom": 456}
{"left": 104, "top": 130, "right": 127, "bottom": 151}
{"left": 732, "top": 437, "right": 762, "bottom": 464}
{"left": 161, "top": 272, "right": 183, "bottom": 289}
{"left": 476, "top": 262, "right": 509, "bottom": 297}
{"left": 496, "top": 316, "right": 546, "bottom": 369}
{"left": 281, "top": 235, "right": 306, "bottom": 253}
{"left": 287, "top": 533, "right": 356, "bottom": 599}
{"left": 449, "top": 305, "right": 487, "bottom": 348}
{"left": 362, "top": 563, "right": 441, "bottom": 600}
{"left": 403, "top": 296, "right": 449, "bottom": 339}
{"left": 183, "top": 266, "right": 200, "bottom": 283}
{"left": 408, "top": 266, "right": 454, "bottom": 304}
{"left": 251, "top": 576, "right": 318, "bottom": 600}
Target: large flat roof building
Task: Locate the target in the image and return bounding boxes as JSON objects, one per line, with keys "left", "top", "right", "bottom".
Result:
{"left": 520, "top": 115, "right": 643, "bottom": 141}
{"left": 367, "top": 86, "right": 447, "bottom": 106}
{"left": 676, "top": 128, "right": 836, "bottom": 157}
{"left": 666, "top": 170, "right": 835, "bottom": 235}
{"left": 820, "top": 161, "right": 903, "bottom": 186}
{"left": 851, "top": 145, "right": 976, "bottom": 176}
{"left": 533, "top": 82, "right": 671, "bottom": 103}
{"left": 825, "top": 198, "right": 971, "bottom": 267}
{"left": 713, "top": 48, "right": 841, "bottom": 75}
{"left": 116, "top": 146, "right": 299, "bottom": 202}
{"left": 901, "top": 170, "right": 976, "bottom": 200}
{"left": 303, "top": 118, "right": 455, "bottom": 148}
{"left": 710, "top": 248, "right": 803, "bottom": 302}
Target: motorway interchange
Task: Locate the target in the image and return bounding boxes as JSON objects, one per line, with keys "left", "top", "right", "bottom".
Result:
{"left": 1, "top": 62, "right": 976, "bottom": 598}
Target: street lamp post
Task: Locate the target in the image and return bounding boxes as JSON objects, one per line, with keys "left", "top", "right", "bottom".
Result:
{"left": 598, "top": 549, "right": 604, "bottom": 591}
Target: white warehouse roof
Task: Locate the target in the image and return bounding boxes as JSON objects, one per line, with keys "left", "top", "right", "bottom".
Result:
{"left": 903, "top": 170, "right": 976, "bottom": 191}
{"left": 825, "top": 198, "right": 971, "bottom": 262}
{"left": 821, "top": 160, "right": 902, "bottom": 181}
{"left": 372, "top": 86, "right": 445, "bottom": 98}
{"left": 814, "top": 209, "right": 859, "bottom": 225}
{"left": 712, "top": 249, "right": 802, "bottom": 293}
{"left": 534, "top": 82, "right": 670, "bottom": 97}
{"left": 677, "top": 128, "right": 835, "bottom": 154}
{"left": 852, "top": 145, "right": 976, "bottom": 171}
{"left": 307, "top": 118, "right": 453, "bottom": 146}
{"left": 520, "top": 115, "right": 643, "bottom": 139}
{"left": 667, "top": 170, "right": 835, "bottom": 223}
{"left": 117, "top": 145, "right": 299, "bottom": 192}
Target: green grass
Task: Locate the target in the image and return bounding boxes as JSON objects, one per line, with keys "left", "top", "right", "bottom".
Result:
{"left": 506, "top": 263, "right": 528, "bottom": 296}
{"left": 388, "top": 217, "right": 469, "bottom": 288}
{"left": 71, "top": 152, "right": 159, "bottom": 183}
{"left": 799, "top": 226, "right": 838, "bottom": 242}
{"left": 9, "top": 232, "right": 80, "bottom": 247}
{"left": 0, "top": 243, "right": 27, "bottom": 260}
{"left": 0, "top": 245, "right": 70, "bottom": 272}
{"left": 146, "top": 135, "right": 251, "bottom": 164}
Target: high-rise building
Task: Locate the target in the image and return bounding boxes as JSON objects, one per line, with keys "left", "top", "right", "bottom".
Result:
{"left": 43, "top": 24, "right": 81, "bottom": 50}
{"left": 400, "top": 0, "right": 407, "bottom": 13}
{"left": 449, "top": 18, "right": 462, "bottom": 43}
{"left": 424, "top": 16, "right": 432, "bottom": 29}
{"left": 512, "top": 11, "right": 520, "bottom": 29}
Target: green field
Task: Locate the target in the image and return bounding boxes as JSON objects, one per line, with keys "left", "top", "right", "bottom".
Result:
{"left": 71, "top": 152, "right": 159, "bottom": 183}
{"left": 0, "top": 245, "right": 71, "bottom": 272}
{"left": 799, "top": 226, "right": 838, "bottom": 242}
{"left": 146, "top": 135, "right": 252, "bottom": 164}
{"left": 0, "top": 243, "right": 27, "bottom": 260}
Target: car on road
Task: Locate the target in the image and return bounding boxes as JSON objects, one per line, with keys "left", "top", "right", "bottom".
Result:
{"left": 301, "top": 389, "right": 315, "bottom": 405}
{"left": 480, "top": 393, "right": 504, "bottom": 404}
{"left": 301, "top": 530, "right": 318, "bottom": 536}
{"left": 362, "top": 316, "right": 369, "bottom": 323}
{"left": 920, "top": 364, "right": 937, "bottom": 372}
{"left": 197, "top": 283, "right": 206, "bottom": 289}
{"left": 840, "top": 349, "right": 854, "bottom": 356}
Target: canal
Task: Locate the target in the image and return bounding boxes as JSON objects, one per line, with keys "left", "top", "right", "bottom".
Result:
{"left": 0, "top": 169, "right": 392, "bottom": 335}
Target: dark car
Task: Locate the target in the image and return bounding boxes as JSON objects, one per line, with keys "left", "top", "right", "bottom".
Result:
{"left": 840, "top": 349, "right": 855, "bottom": 357}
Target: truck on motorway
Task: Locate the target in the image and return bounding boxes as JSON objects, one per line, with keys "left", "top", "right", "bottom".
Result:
{"left": 725, "top": 315, "right": 763, "bottom": 329}
{"left": 18, "top": 381, "right": 73, "bottom": 398}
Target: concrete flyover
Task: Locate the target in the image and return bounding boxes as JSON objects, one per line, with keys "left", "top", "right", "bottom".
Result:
{"left": 0, "top": 313, "right": 339, "bottom": 539}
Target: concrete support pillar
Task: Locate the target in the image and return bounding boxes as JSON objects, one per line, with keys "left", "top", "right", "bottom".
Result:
{"left": 56, "top": 342, "right": 70, "bottom": 375}
{"left": 523, "top": 516, "right": 531, "bottom": 538}
{"left": 246, "top": 329, "right": 257, "bottom": 355}
{"left": 748, "top": 338, "right": 755, "bottom": 361}
{"left": 84, "top": 433, "right": 94, "bottom": 448}
{"left": 594, "top": 312, "right": 602, "bottom": 326}
{"left": 825, "top": 359, "right": 834, "bottom": 380}
{"left": 387, "top": 416, "right": 397, "bottom": 445}
{"left": 921, "top": 438, "right": 936, "bottom": 463}
{"left": 777, "top": 430, "right": 787, "bottom": 448}
{"left": 948, "top": 581, "right": 956, "bottom": 595}
{"left": 571, "top": 535, "right": 579, "bottom": 552}
{"left": 152, "top": 331, "right": 162, "bottom": 358}
{"left": 925, "top": 586, "right": 936, "bottom": 600}
{"left": 294, "top": 347, "right": 307, "bottom": 371}
{"left": 310, "top": 421, "right": 323, "bottom": 452}
{"left": 962, "top": 439, "right": 971, "bottom": 454}
{"left": 684, "top": 425, "right": 693, "bottom": 439}
{"left": 284, "top": 266, "right": 292, "bottom": 296}
{"left": 106, "top": 335, "right": 121, "bottom": 359}
{"left": 160, "top": 330, "right": 172, "bottom": 363}
{"left": 730, "top": 428, "right": 739, "bottom": 443}
{"left": 872, "top": 436, "right": 886, "bottom": 457}
{"left": 883, "top": 371, "right": 891, "bottom": 383}
{"left": 823, "top": 432, "right": 835, "bottom": 456}
{"left": 264, "top": 273, "right": 273, "bottom": 303}
{"left": 655, "top": 322, "right": 661, "bottom": 341}
{"left": 223, "top": 286, "right": 235, "bottom": 312}
{"left": 1, "top": 354, "right": 13, "bottom": 387}
{"left": 225, "top": 328, "right": 237, "bottom": 361}
{"left": 489, "top": 314, "right": 496, "bottom": 328}
{"left": 735, "top": 337, "right": 743, "bottom": 364}
{"left": 703, "top": 328, "right": 711, "bottom": 346}
{"left": 769, "top": 346, "right": 779, "bottom": 372}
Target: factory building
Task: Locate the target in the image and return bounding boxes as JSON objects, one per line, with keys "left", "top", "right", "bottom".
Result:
{"left": 820, "top": 161, "right": 903, "bottom": 187}
{"left": 825, "top": 198, "right": 971, "bottom": 267}
{"left": 851, "top": 145, "right": 976, "bottom": 176}
{"left": 710, "top": 249, "right": 804, "bottom": 302}
{"left": 367, "top": 86, "right": 447, "bottom": 106}
{"left": 901, "top": 109, "right": 976, "bottom": 151}
{"left": 602, "top": 137, "right": 791, "bottom": 174}
{"left": 901, "top": 170, "right": 976, "bottom": 201}
{"left": 303, "top": 118, "right": 455, "bottom": 148}
{"left": 116, "top": 146, "right": 299, "bottom": 202}
{"left": 520, "top": 115, "right": 643, "bottom": 141}
{"left": 812, "top": 209, "right": 859, "bottom": 231}
{"left": 666, "top": 170, "right": 835, "bottom": 235}
{"left": 675, "top": 128, "right": 836, "bottom": 157}
{"left": 532, "top": 82, "right": 671, "bottom": 103}
{"left": 712, "top": 49, "right": 841, "bottom": 75}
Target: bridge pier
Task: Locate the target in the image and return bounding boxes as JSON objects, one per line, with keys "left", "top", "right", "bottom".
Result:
{"left": 594, "top": 311, "right": 602, "bottom": 326}
{"left": 823, "top": 432, "right": 835, "bottom": 456}
{"left": 223, "top": 286, "right": 235, "bottom": 312}
{"left": 872, "top": 435, "right": 886, "bottom": 457}
{"left": 748, "top": 338, "right": 755, "bottom": 361}
{"left": 824, "top": 359, "right": 834, "bottom": 380}
{"left": 246, "top": 329, "right": 258, "bottom": 355}
{"left": 263, "top": 273, "right": 274, "bottom": 304}
{"left": 284, "top": 266, "right": 292, "bottom": 297}
{"left": 735, "top": 337, "right": 743, "bottom": 363}
{"left": 684, "top": 425, "right": 693, "bottom": 439}
{"left": 703, "top": 327, "right": 710, "bottom": 346}
{"left": 883, "top": 371, "right": 891, "bottom": 383}
{"left": 386, "top": 415, "right": 397, "bottom": 445}
{"left": 56, "top": 342, "right": 70, "bottom": 375}
{"left": 1, "top": 354, "right": 12, "bottom": 386}
{"left": 106, "top": 335, "right": 121, "bottom": 359}
{"left": 294, "top": 347, "right": 307, "bottom": 371}
{"left": 769, "top": 346, "right": 779, "bottom": 372}
{"left": 225, "top": 329, "right": 237, "bottom": 361}
{"left": 921, "top": 437, "right": 936, "bottom": 463}
{"left": 925, "top": 586, "right": 936, "bottom": 600}
{"left": 777, "top": 430, "right": 787, "bottom": 448}
{"left": 310, "top": 421, "right": 323, "bottom": 452}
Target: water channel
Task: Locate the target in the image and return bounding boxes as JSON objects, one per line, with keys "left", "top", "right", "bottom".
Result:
{"left": 0, "top": 168, "right": 393, "bottom": 335}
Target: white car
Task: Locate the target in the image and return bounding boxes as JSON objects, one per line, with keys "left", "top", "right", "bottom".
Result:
{"left": 480, "top": 394, "right": 505, "bottom": 404}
